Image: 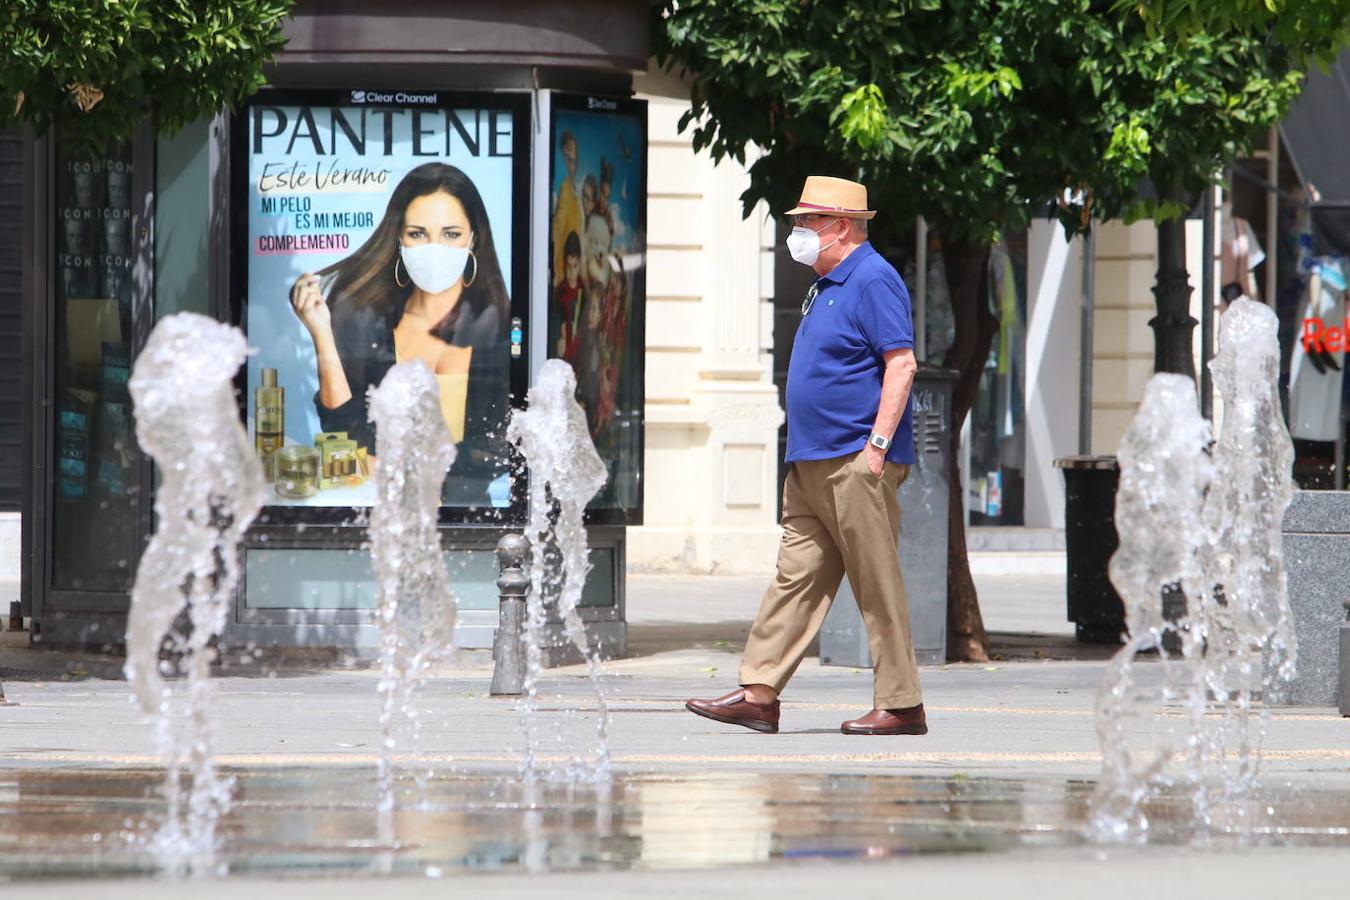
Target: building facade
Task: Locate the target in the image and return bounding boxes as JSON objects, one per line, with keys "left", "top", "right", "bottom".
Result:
{"left": 627, "top": 70, "right": 784, "bottom": 574}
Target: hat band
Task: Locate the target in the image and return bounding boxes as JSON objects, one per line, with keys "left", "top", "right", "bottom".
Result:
{"left": 796, "top": 200, "right": 868, "bottom": 213}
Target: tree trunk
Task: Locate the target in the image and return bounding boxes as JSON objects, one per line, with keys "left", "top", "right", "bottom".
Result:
{"left": 938, "top": 235, "right": 998, "bottom": 662}
{"left": 1150, "top": 187, "right": 1197, "bottom": 379}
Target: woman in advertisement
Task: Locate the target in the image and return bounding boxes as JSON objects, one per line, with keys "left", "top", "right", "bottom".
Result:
{"left": 288, "top": 161, "right": 510, "bottom": 504}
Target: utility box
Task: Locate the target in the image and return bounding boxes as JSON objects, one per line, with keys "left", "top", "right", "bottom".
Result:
{"left": 1275, "top": 490, "right": 1350, "bottom": 706}
{"left": 820, "top": 366, "right": 958, "bottom": 668}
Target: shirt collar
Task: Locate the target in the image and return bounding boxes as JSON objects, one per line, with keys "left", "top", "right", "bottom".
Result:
{"left": 819, "top": 240, "right": 876, "bottom": 285}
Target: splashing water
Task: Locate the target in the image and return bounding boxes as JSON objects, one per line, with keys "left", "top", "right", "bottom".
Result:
{"left": 124, "top": 313, "right": 266, "bottom": 874}
{"left": 1091, "top": 374, "right": 1214, "bottom": 838}
{"left": 1199, "top": 299, "right": 1298, "bottom": 804}
{"left": 1091, "top": 299, "right": 1298, "bottom": 840}
{"left": 506, "top": 360, "right": 611, "bottom": 783}
{"left": 367, "top": 361, "right": 459, "bottom": 810}
{"left": 1205, "top": 300, "right": 1298, "bottom": 703}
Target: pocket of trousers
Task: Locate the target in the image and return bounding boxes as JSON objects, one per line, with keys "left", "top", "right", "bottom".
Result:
{"left": 855, "top": 449, "right": 885, "bottom": 483}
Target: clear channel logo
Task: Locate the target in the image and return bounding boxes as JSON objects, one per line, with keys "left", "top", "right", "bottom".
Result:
{"left": 348, "top": 90, "right": 440, "bottom": 105}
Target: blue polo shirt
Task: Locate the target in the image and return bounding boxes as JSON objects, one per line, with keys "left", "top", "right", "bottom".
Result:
{"left": 785, "top": 241, "right": 916, "bottom": 465}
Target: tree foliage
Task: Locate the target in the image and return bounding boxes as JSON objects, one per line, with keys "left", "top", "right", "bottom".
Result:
{"left": 0, "top": 0, "right": 293, "bottom": 151}
{"left": 1052, "top": 18, "right": 1304, "bottom": 223}
{"left": 655, "top": 0, "right": 1304, "bottom": 243}
{"left": 658, "top": 0, "right": 1044, "bottom": 245}
{"left": 1120, "top": 1, "right": 1350, "bottom": 66}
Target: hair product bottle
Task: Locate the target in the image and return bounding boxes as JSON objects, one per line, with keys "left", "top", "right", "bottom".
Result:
{"left": 255, "top": 368, "right": 284, "bottom": 481}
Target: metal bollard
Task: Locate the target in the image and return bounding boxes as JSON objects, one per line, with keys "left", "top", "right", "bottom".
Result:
{"left": 490, "top": 533, "right": 531, "bottom": 696}
{"left": 1339, "top": 598, "right": 1350, "bottom": 718}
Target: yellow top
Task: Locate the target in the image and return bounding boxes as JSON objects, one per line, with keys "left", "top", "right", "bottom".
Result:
{"left": 551, "top": 178, "right": 582, "bottom": 283}
{"left": 393, "top": 337, "right": 470, "bottom": 444}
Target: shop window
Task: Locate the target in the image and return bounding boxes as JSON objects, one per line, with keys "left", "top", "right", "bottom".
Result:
{"left": 1230, "top": 139, "right": 1349, "bottom": 490}
{"left": 903, "top": 231, "right": 1028, "bottom": 525}
{"left": 967, "top": 236, "right": 1027, "bottom": 525}
{"left": 50, "top": 141, "right": 140, "bottom": 591}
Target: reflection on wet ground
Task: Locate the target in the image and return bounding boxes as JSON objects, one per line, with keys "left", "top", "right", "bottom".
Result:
{"left": 2, "top": 769, "right": 1348, "bottom": 880}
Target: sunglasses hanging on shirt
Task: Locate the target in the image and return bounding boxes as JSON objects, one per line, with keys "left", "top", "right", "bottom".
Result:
{"left": 801, "top": 283, "right": 820, "bottom": 316}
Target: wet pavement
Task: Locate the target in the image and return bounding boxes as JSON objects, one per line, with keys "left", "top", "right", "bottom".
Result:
{"left": 3, "top": 768, "right": 1349, "bottom": 881}
{"left": 3, "top": 573, "right": 1347, "bottom": 893}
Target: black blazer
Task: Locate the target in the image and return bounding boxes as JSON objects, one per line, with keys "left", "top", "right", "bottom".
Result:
{"left": 316, "top": 298, "right": 510, "bottom": 495}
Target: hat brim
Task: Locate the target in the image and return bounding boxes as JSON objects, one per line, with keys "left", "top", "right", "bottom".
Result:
{"left": 784, "top": 205, "right": 876, "bottom": 220}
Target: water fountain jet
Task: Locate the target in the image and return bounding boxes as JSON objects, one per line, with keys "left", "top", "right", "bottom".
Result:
{"left": 1092, "top": 298, "right": 1298, "bottom": 840}
{"left": 506, "top": 359, "right": 611, "bottom": 783}
{"left": 124, "top": 313, "right": 266, "bottom": 874}
{"left": 367, "top": 360, "right": 460, "bottom": 810}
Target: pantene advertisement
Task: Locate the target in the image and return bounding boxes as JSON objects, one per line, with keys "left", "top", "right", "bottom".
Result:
{"left": 242, "top": 90, "right": 524, "bottom": 510}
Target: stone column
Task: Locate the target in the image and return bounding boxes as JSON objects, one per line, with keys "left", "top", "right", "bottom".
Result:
{"left": 686, "top": 157, "right": 783, "bottom": 571}
{"left": 628, "top": 95, "right": 783, "bottom": 574}
{"left": 1024, "top": 221, "right": 1081, "bottom": 528}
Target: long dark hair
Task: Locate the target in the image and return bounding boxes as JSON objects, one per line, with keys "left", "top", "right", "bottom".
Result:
{"left": 319, "top": 162, "right": 509, "bottom": 342}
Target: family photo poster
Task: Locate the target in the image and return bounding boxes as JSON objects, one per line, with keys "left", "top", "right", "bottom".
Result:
{"left": 548, "top": 95, "right": 646, "bottom": 515}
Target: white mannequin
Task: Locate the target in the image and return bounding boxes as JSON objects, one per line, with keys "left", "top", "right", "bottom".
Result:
{"left": 1220, "top": 201, "right": 1266, "bottom": 305}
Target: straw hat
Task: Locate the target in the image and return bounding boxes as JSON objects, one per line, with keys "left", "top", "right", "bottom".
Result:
{"left": 784, "top": 175, "right": 876, "bottom": 220}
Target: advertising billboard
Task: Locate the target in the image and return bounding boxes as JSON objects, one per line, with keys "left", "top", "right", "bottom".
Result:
{"left": 548, "top": 93, "right": 646, "bottom": 521}
{"left": 239, "top": 89, "right": 528, "bottom": 513}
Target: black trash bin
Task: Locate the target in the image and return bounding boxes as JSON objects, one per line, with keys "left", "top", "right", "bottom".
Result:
{"left": 1054, "top": 455, "right": 1125, "bottom": 643}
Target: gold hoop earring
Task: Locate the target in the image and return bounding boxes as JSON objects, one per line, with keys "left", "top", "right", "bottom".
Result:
{"left": 463, "top": 250, "right": 478, "bottom": 288}
{"left": 394, "top": 257, "right": 409, "bottom": 288}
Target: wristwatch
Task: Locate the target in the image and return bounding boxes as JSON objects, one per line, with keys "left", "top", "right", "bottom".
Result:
{"left": 868, "top": 432, "right": 892, "bottom": 450}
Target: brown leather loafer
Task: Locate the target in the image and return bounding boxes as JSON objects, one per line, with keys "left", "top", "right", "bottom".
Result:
{"left": 841, "top": 704, "right": 927, "bottom": 735}
{"left": 686, "top": 688, "right": 780, "bottom": 734}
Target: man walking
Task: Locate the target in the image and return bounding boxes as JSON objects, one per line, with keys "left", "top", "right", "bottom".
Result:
{"left": 686, "top": 176, "right": 925, "bottom": 736}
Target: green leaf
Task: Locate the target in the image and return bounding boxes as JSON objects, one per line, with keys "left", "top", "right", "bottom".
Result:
{"left": 834, "top": 83, "right": 890, "bottom": 150}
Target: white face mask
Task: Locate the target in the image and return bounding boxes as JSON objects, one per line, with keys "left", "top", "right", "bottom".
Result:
{"left": 786, "top": 219, "right": 841, "bottom": 267}
{"left": 400, "top": 242, "right": 469, "bottom": 294}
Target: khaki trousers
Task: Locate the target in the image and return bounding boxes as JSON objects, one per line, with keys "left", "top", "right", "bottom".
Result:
{"left": 739, "top": 451, "right": 923, "bottom": 709}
